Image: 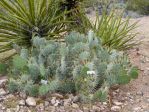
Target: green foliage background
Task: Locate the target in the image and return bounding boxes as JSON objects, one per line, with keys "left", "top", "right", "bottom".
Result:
{"left": 127, "top": 0, "right": 149, "bottom": 15}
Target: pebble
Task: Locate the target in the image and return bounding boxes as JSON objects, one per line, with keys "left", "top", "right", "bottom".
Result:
{"left": 111, "top": 106, "right": 121, "bottom": 111}
{"left": 113, "top": 101, "right": 123, "bottom": 106}
{"left": 38, "top": 103, "right": 44, "bottom": 110}
{"left": 92, "top": 106, "right": 101, "bottom": 111}
{"left": 51, "top": 97, "right": 56, "bottom": 105}
{"left": 146, "top": 98, "right": 149, "bottom": 103}
{"left": 51, "top": 93, "right": 64, "bottom": 99}
{"left": 19, "top": 100, "right": 25, "bottom": 106}
{"left": 83, "top": 107, "right": 89, "bottom": 112}
{"left": 136, "top": 91, "right": 144, "bottom": 96}
{"left": 44, "top": 101, "right": 49, "bottom": 107}
{"left": 103, "top": 102, "right": 107, "bottom": 105}
{"left": 73, "top": 96, "right": 80, "bottom": 103}
{"left": 54, "top": 100, "right": 60, "bottom": 107}
{"left": 2, "top": 106, "right": 5, "bottom": 110}
{"left": 133, "top": 107, "right": 142, "bottom": 111}
{"left": 19, "top": 92, "right": 27, "bottom": 99}
{"left": 16, "top": 105, "right": 20, "bottom": 112}
{"left": 0, "top": 88, "right": 7, "bottom": 96}
{"left": 26, "top": 97, "right": 36, "bottom": 106}
{"left": 63, "top": 98, "right": 72, "bottom": 106}
{"left": 72, "top": 103, "right": 79, "bottom": 109}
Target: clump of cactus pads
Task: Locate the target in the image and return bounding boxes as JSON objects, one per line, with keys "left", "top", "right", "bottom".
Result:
{"left": 8, "top": 31, "right": 138, "bottom": 101}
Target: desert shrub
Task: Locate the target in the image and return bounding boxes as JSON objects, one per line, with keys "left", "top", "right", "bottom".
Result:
{"left": 89, "top": 11, "right": 138, "bottom": 50}
{"left": 0, "top": 0, "right": 138, "bottom": 56}
{"left": 8, "top": 31, "right": 138, "bottom": 102}
{"left": 127, "top": 0, "right": 149, "bottom": 15}
{"left": 0, "top": 62, "right": 8, "bottom": 75}
{"left": 0, "top": 0, "right": 71, "bottom": 53}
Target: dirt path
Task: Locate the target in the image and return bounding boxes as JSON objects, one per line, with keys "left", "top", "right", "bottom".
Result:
{"left": 120, "top": 16, "right": 149, "bottom": 112}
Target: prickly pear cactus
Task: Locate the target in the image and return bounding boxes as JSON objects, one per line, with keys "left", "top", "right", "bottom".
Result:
{"left": 8, "top": 31, "right": 138, "bottom": 101}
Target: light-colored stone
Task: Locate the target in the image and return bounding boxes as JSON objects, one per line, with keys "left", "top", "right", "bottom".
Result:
{"left": 51, "top": 93, "right": 64, "bottom": 99}
{"left": 51, "top": 97, "right": 56, "bottom": 105}
{"left": 111, "top": 106, "right": 121, "bottom": 111}
{"left": 136, "top": 91, "right": 144, "bottom": 96}
{"left": 73, "top": 96, "right": 80, "bottom": 103}
{"left": 26, "top": 97, "right": 36, "bottom": 106}
{"left": 6, "top": 109, "right": 11, "bottom": 112}
{"left": 83, "top": 107, "right": 89, "bottom": 112}
{"left": 19, "top": 100, "right": 25, "bottom": 106}
{"left": 92, "top": 106, "right": 101, "bottom": 111}
{"left": 0, "top": 88, "right": 7, "bottom": 96}
{"left": 63, "top": 98, "right": 72, "bottom": 106}
{"left": 16, "top": 105, "right": 20, "bottom": 112}
{"left": 72, "top": 103, "right": 79, "bottom": 109}
{"left": 103, "top": 102, "right": 107, "bottom": 105}
{"left": 44, "top": 101, "right": 49, "bottom": 107}
{"left": 45, "top": 106, "right": 56, "bottom": 111}
{"left": 2, "top": 106, "right": 5, "bottom": 110}
{"left": 38, "top": 103, "right": 44, "bottom": 110}
{"left": 133, "top": 107, "right": 142, "bottom": 111}
{"left": 113, "top": 101, "right": 123, "bottom": 106}
{"left": 54, "top": 100, "right": 60, "bottom": 107}
{"left": 147, "top": 99, "right": 149, "bottom": 103}
{"left": 19, "top": 92, "right": 27, "bottom": 99}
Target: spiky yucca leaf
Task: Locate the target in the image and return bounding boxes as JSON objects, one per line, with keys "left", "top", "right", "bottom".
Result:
{"left": 0, "top": 0, "right": 70, "bottom": 53}
{"left": 88, "top": 11, "right": 138, "bottom": 50}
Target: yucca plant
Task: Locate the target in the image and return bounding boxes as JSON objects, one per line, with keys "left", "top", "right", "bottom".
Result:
{"left": 0, "top": 0, "right": 70, "bottom": 53}
{"left": 90, "top": 11, "right": 138, "bottom": 50}
{"left": 59, "top": 0, "right": 92, "bottom": 33}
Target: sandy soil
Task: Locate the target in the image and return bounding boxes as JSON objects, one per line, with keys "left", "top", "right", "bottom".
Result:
{"left": 120, "top": 16, "right": 149, "bottom": 112}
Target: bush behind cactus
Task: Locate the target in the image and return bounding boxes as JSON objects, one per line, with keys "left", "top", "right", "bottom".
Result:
{"left": 127, "top": 0, "right": 149, "bottom": 15}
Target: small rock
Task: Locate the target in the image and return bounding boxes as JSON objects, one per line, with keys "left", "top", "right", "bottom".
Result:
{"left": 0, "top": 88, "right": 7, "bottom": 96}
{"left": 45, "top": 106, "right": 56, "bottom": 111}
{"left": 26, "top": 97, "right": 36, "bottom": 106}
{"left": 19, "top": 100, "right": 25, "bottom": 106}
{"left": 16, "top": 105, "right": 20, "bottom": 112}
{"left": 83, "top": 107, "right": 89, "bottom": 112}
{"left": 72, "top": 103, "right": 79, "bottom": 109}
{"left": 133, "top": 107, "right": 141, "bottom": 111}
{"left": 92, "top": 106, "right": 101, "bottom": 111}
{"left": 127, "top": 92, "right": 131, "bottom": 96}
{"left": 38, "top": 103, "right": 44, "bottom": 110}
{"left": 51, "top": 93, "right": 64, "bottom": 99}
{"left": 54, "top": 100, "right": 60, "bottom": 107}
{"left": 5, "top": 94, "right": 14, "bottom": 99}
{"left": 111, "top": 106, "right": 121, "bottom": 111}
{"left": 136, "top": 91, "right": 144, "bottom": 96}
{"left": 44, "top": 101, "right": 49, "bottom": 107}
{"left": 73, "top": 96, "right": 80, "bottom": 103}
{"left": 51, "top": 97, "right": 56, "bottom": 105}
{"left": 115, "top": 89, "right": 120, "bottom": 93}
{"left": 146, "top": 98, "right": 149, "bottom": 103}
{"left": 103, "top": 102, "right": 107, "bottom": 105}
{"left": 63, "top": 98, "right": 72, "bottom": 106}
{"left": 2, "top": 106, "right": 5, "bottom": 110}
{"left": 136, "top": 99, "right": 141, "bottom": 103}
{"left": 19, "top": 92, "right": 27, "bottom": 99}
{"left": 113, "top": 101, "right": 123, "bottom": 106}
{"left": 6, "top": 109, "right": 11, "bottom": 112}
